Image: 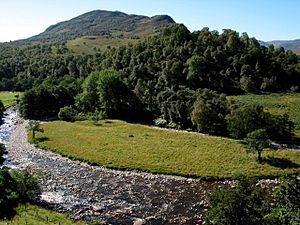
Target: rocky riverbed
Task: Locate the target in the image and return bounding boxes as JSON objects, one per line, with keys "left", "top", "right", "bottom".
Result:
{"left": 6, "top": 113, "right": 279, "bottom": 225}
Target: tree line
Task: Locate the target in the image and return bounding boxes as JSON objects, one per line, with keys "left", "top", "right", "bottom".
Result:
{"left": 11, "top": 24, "right": 298, "bottom": 143}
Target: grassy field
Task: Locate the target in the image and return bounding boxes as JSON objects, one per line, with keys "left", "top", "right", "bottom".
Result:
{"left": 32, "top": 120, "right": 300, "bottom": 179}
{"left": 0, "top": 92, "right": 22, "bottom": 108}
{"left": 228, "top": 93, "right": 300, "bottom": 129}
{"left": 66, "top": 36, "right": 139, "bottom": 54}
{"left": 0, "top": 204, "right": 88, "bottom": 225}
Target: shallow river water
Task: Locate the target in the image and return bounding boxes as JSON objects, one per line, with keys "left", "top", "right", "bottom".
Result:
{"left": 4, "top": 109, "right": 279, "bottom": 225}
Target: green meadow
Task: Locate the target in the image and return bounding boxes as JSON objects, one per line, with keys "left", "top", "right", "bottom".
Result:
{"left": 0, "top": 204, "right": 88, "bottom": 225}
{"left": 32, "top": 120, "right": 300, "bottom": 179}
{"left": 0, "top": 92, "right": 22, "bottom": 108}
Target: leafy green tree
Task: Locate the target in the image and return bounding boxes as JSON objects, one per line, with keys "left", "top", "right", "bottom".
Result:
{"left": 205, "top": 177, "right": 268, "bottom": 225}
{"left": 10, "top": 170, "right": 40, "bottom": 203}
{"left": 0, "top": 168, "right": 19, "bottom": 219}
{"left": 27, "top": 121, "right": 44, "bottom": 139}
{"left": 227, "top": 104, "right": 269, "bottom": 139}
{"left": 191, "top": 89, "right": 229, "bottom": 134}
{"left": 245, "top": 129, "right": 269, "bottom": 161}
{"left": 227, "top": 104, "right": 294, "bottom": 142}
{"left": 266, "top": 114, "right": 294, "bottom": 142}
{"left": 75, "top": 71, "right": 99, "bottom": 113}
{"left": 0, "top": 168, "right": 40, "bottom": 219}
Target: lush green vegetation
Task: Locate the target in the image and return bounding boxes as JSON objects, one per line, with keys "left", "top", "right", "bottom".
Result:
{"left": 205, "top": 175, "right": 300, "bottom": 225}
{"left": 67, "top": 36, "right": 139, "bottom": 54}
{"left": 229, "top": 93, "right": 300, "bottom": 129}
{"left": 31, "top": 120, "right": 300, "bottom": 179}
{"left": 0, "top": 167, "right": 40, "bottom": 219}
{"left": 12, "top": 24, "right": 299, "bottom": 142}
{"left": 0, "top": 92, "right": 21, "bottom": 108}
{"left": 0, "top": 204, "right": 87, "bottom": 225}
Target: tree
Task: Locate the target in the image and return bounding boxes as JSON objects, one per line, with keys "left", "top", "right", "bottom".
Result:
{"left": 205, "top": 177, "right": 268, "bottom": 225}
{"left": 0, "top": 168, "right": 19, "bottom": 219}
{"left": 27, "top": 121, "right": 44, "bottom": 139}
{"left": 245, "top": 129, "right": 269, "bottom": 161}
{"left": 191, "top": 89, "right": 229, "bottom": 135}
{"left": 0, "top": 168, "right": 40, "bottom": 219}
{"left": 227, "top": 104, "right": 269, "bottom": 139}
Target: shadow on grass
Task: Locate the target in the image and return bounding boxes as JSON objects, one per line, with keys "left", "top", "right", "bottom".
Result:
{"left": 261, "top": 157, "right": 300, "bottom": 169}
{"left": 34, "top": 137, "right": 49, "bottom": 143}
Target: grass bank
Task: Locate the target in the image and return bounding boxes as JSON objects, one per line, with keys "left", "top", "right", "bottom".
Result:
{"left": 0, "top": 92, "right": 22, "bottom": 108}
{"left": 32, "top": 120, "right": 300, "bottom": 179}
{"left": 0, "top": 204, "right": 89, "bottom": 225}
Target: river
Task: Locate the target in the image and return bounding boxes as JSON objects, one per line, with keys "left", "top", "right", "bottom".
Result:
{"left": 3, "top": 108, "right": 279, "bottom": 225}
{"left": 0, "top": 107, "right": 17, "bottom": 168}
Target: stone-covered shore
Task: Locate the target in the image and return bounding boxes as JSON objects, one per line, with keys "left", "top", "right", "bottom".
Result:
{"left": 6, "top": 115, "right": 279, "bottom": 225}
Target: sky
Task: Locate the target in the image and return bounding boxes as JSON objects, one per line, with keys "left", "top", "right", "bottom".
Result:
{"left": 0, "top": 0, "right": 299, "bottom": 42}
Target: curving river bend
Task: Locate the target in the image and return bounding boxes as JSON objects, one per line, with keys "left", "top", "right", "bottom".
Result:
{"left": 2, "top": 109, "right": 278, "bottom": 225}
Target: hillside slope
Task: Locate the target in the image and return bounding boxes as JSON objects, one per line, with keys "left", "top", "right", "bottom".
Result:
{"left": 28, "top": 10, "right": 175, "bottom": 43}
{"left": 261, "top": 39, "right": 300, "bottom": 54}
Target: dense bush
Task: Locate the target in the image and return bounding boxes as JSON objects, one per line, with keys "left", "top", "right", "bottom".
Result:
{"left": 268, "top": 175, "right": 300, "bottom": 225}
{"left": 227, "top": 104, "right": 295, "bottom": 141}
{"left": 205, "top": 177, "right": 268, "bottom": 225}
{"left": 58, "top": 106, "right": 77, "bottom": 122}
{"left": 205, "top": 175, "right": 300, "bottom": 225}
{"left": 0, "top": 167, "right": 40, "bottom": 219}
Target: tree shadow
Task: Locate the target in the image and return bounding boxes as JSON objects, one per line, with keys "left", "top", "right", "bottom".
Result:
{"left": 261, "top": 156, "right": 300, "bottom": 169}
{"left": 34, "top": 137, "right": 49, "bottom": 143}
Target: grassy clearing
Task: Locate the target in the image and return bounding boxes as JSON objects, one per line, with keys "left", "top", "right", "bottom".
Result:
{"left": 0, "top": 92, "right": 22, "bottom": 108}
{"left": 0, "top": 204, "right": 88, "bottom": 225}
{"left": 228, "top": 93, "right": 300, "bottom": 129}
{"left": 66, "top": 36, "right": 139, "bottom": 54}
{"left": 32, "top": 120, "right": 300, "bottom": 179}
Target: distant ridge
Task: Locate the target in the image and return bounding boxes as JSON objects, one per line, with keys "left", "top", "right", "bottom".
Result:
{"left": 260, "top": 39, "right": 300, "bottom": 54}
{"left": 27, "top": 10, "right": 175, "bottom": 42}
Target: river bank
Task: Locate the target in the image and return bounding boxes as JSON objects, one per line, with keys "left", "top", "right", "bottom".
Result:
{"left": 6, "top": 111, "right": 279, "bottom": 225}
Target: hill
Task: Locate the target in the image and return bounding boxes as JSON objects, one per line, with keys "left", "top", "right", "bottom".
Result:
{"left": 27, "top": 10, "right": 175, "bottom": 43}
{"left": 261, "top": 39, "right": 300, "bottom": 54}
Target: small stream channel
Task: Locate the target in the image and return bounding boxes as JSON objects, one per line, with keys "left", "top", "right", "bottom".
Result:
{"left": 0, "top": 108, "right": 17, "bottom": 168}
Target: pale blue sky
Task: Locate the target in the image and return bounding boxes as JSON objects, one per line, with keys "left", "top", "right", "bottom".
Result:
{"left": 0, "top": 0, "right": 299, "bottom": 42}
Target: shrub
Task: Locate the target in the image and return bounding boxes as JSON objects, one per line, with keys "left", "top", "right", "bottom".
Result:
{"left": 58, "top": 106, "right": 77, "bottom": 122}
{"left": 0, "top": 168, "right": 40, "bottom": 219}
{"left": 205, "top": 177, "right": 268, "bottom": 225}
{"left": 267, "top": 175, "right": 300, "bottom": 225}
